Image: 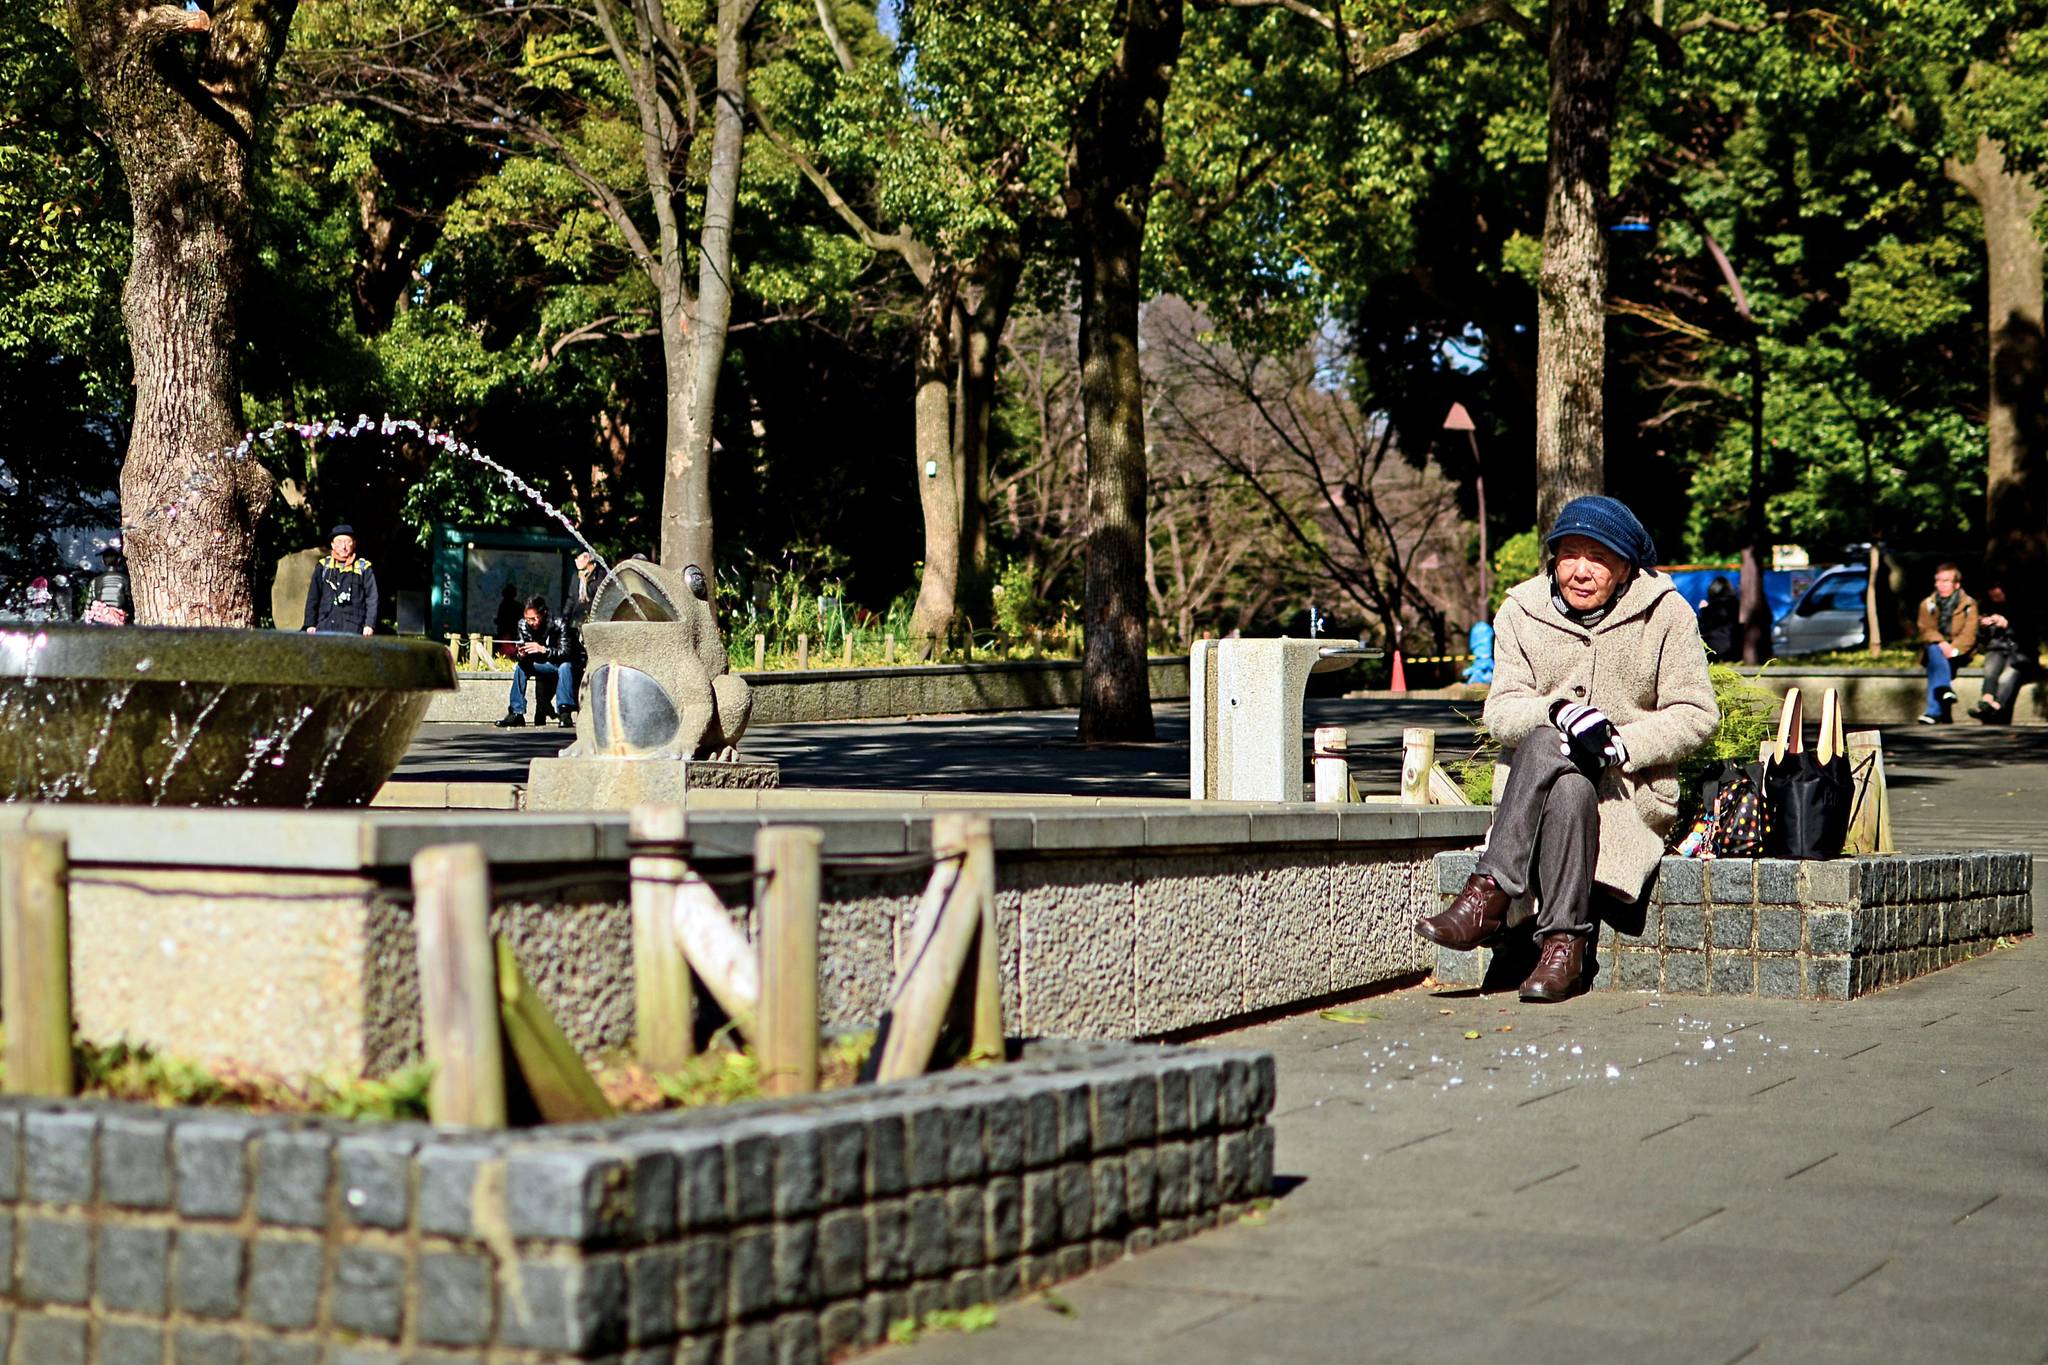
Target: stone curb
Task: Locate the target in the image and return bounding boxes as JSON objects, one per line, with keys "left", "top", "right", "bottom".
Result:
{"left": 1430, "top": 850, "right": 2034, "bottom": 999}
{"left": 0, "top": 1042, "right": 1276, "bottom": 1362}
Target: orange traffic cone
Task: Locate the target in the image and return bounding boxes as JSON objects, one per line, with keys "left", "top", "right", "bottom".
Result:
{"left": 1390, "top": 648, "right": 1408, "bottom": 694}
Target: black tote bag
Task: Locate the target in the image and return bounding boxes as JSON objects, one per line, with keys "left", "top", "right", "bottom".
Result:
{"left": 1763, "top": 688, "right": 1853, "bottom": 860}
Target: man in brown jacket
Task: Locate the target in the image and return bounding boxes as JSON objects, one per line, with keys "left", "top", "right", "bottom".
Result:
{"left": 1915, "top": 564, "right": 1978, "bottom": 725}
{"left": 1416, "top": 496, "right": 1716, "bottom": 1001}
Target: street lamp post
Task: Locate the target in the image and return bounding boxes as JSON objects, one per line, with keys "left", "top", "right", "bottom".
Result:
{"left": 1443, "top": 402, "right": 1490, "bottom": 612}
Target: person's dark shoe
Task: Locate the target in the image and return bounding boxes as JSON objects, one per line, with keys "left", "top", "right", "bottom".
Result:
{"left": 494, "top": 711, "right": 525, "bottom": 728}
{"left": 1416, "top": 873, "right": 1510, "bottom": 951}
{"left": 1939, "top": 687, "right": 1959, "bottom": 708}
{"left": 557, "top": 705, "right": 578, "bottom": 728}
{"left": 1519, "top": 934, "right": 1588, "bottom": 1003}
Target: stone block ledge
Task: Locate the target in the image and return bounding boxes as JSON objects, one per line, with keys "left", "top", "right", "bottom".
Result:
{"left": 1430, "top": 850, "right": 2034, "bottom": 1000}
{"left": 0, "top": 1042, "right": 1275, "bottom": 1363}
{"left": 0, "top": 802, "right": 1492, "bottom": 873}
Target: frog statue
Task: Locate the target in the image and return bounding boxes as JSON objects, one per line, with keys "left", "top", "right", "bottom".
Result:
{"left": 561, "top": 557, "right": 752, "bottom": 761}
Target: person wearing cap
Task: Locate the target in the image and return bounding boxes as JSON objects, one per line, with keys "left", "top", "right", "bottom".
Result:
{"left": 1416, "top": 496, "right": 1716, "bottom": 1001}
{"left": 82, "top": 542, "right": 133, "bottom": 625}
{"left": 303, "top": 524, "right": 379, "bottom": 636}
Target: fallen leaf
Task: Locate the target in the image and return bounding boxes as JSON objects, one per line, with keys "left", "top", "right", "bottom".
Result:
{"left": 1495, "top": 1024, "right": 1514, "bottom": 1033}
{"left": 1438, "top": 1009, "right": 1454, "bottom": 1016}
{"left": 1463, "top": 1030, "right": 1481, "bottom": 1040}
{"left": 1319, "top": 1006, "right": 1381, "bottom": 1024}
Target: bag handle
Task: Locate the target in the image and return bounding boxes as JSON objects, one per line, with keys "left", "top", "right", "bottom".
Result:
{"left": 1817, "top": 688, "right": 1844, "bottom": 764}
{"left": 1773, "top": 689, "right": 1804, "bottom": 762}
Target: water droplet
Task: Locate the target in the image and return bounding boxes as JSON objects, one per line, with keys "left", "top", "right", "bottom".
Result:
{"left": 1604, "top": 1064, "right": 1621, "bottom": 1079}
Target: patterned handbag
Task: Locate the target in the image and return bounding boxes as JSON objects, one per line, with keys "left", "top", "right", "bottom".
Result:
{"left": 1677, "top": 760, "right": 1769, "bottom": 858}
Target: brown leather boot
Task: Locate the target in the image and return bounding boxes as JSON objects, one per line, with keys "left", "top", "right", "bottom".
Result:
{"left": 1415, "top": 873, "right": 1510, "bottom": 951}
{"left": 1518, "top": 934, "right": 1588, "bottom": 1002}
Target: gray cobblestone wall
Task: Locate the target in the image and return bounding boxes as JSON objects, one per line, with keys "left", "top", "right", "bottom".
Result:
{"left": 1430, "top": 851, "right": 2034, "bottom": 999}
{"left": 0, "top": 1043, "right": 1275, "bottom": 1363}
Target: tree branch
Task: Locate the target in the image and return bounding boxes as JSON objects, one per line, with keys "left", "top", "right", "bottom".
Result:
{"left": 748, "top": 95, "right": 935, "bottom": 282}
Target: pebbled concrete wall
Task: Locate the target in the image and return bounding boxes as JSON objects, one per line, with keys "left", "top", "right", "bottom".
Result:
{"left": 0, "top": 1042, "right": 1276, "bottom": 1363}
{"left": 9, "top": 804, "right": 1485, "bottom": 1079}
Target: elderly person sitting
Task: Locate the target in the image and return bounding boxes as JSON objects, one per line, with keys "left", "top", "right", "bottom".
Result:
{"left": 1417, "top": 497, "right": 1716, "bottom": 1001}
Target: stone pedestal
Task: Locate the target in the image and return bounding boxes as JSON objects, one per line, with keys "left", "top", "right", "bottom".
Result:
{"left": 1190, "top": 638, "right": 1372, "bottom": 801}
{"left": 525, "top": 754, "right": 781, "bottom": 811}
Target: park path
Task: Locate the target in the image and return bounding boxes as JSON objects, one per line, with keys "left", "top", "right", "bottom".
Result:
{"left": 866, "top": 720, "right": 2048, "bottom": 1365}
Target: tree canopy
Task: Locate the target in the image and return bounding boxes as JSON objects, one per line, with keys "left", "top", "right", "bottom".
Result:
{"left": 6, "top": 0, "right": 2043, "bottom": 653}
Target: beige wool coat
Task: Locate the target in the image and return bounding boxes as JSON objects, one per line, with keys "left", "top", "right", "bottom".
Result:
{"left": 1485, "top": 569, "right": 1718, "bottom": 899}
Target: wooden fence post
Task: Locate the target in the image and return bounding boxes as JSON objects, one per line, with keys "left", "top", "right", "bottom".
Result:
{"left": 1, "top": 832, "right": 73, "bottom": 1097}
{"left": 1400, "top": 728, "right": 1436, "bottom": 805}
{"left": 965, "top": 819, "right": 1004, "bottom": 1062}
{"left": 1313, "top": 727, "right": 1351, "bottom": 804}
{"left": 754, "top": 634, "right": 766, "bottom": 671}
{"left": 885, "top": 635, "right": 896, "bottom": 665}
{"left": 1845, "top": 730, "right": 1895, "bottom": 855}
{"left": 630, "top": 805, "right": 695, "bottom": 1071}
{"left": 842, "top": 635, "right": 854, "bottom": 666}
{"left": 496, "top": 939, "right": 616, "bottom": 1122}
{"left": 411, "top": 844, "right": 507, "bottom": 1128}
{"left": 672, "top": 877, "right": 761, "bottom": 1040}
{"left": 756, "top": 827, "right": 822, "bottom": 1096}
{"left": 877, "top": 814, "right": 995, "bottom": 1081}
{"left": 797, "top": 634, "right": 809, "bottom": 670}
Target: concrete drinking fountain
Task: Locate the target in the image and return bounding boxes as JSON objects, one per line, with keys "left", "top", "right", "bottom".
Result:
{"left": 0, "top": 624, "right": 455, "bottom": 806}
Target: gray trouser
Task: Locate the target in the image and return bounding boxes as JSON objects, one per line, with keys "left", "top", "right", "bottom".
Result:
{"left": 1983, "top": 645, "right": 2025, "bottom": 710}
{"left": 1475, "top": 731, "right": 1599, "bottom": 938}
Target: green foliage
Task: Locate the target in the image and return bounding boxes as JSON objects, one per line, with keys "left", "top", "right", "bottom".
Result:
{"left": 1675, "top": 664, "right": 1782, "bottom": 817}
{"left": 887, "top": 1304, "right": 999, "bottom": 1346}
{"left": 990, "top": 555, "right": 1048, "bottom": 637}
{"left": 20, "top": 1032, "right": 438, "bottom": 1122}
{"left": 1491, "top": 531, "right": 1542, "bottom": 612}
{"left": 648, "top": 1049, "right": 763, "bottom": 1110}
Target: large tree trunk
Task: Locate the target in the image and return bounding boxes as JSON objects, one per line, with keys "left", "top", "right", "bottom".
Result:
{"left": 1070, "top": 0, "right": 1183, "bottom": 743}
{"left": 908, "top": 267, "right": 962, "bottom": 658}
{"left": 1949, "top": 138, "right": 2048, "bottom": 630}
{"left": 1533, "top": 0, "right": 1617, "bottom": 536}
{"left": 660, "top": 0, "right": 754, "bottom": 579}
{"left": 957, "top": 247, "right": 1023, "bottom": 597}
{"left": 68, "top": 1, "right": 291, "bottom": 626}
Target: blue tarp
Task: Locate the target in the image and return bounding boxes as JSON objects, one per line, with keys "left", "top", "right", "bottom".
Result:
{"left": 1664, "top": 567, "right": 1824, "bottom": 626}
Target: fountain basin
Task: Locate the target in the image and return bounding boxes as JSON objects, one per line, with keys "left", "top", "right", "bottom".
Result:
{"left": 0, "top": 626, "right": 456, "bottom": 806}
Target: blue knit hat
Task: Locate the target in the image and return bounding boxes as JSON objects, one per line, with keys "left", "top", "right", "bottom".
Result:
{"left": 1545, "top": 496, "right": 1657, "bottom": 569}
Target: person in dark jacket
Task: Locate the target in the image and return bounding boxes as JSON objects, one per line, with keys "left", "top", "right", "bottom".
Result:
{"left": 493, "top": 581, "right": 522, "bottom": 659}
{"left": 1695, "top": 575, "right": 1741, "bottom": 661}
{"left": 497, "top": 596, "right": 578, "bottom": 727}
{"left": 1969, "top": 581, "right": 2033, "bottom": 723}
{"left": 82, "top": 543, "right": 133, "bottom": 625}
{"left": 303, "top": 525, "right": 379, "bottom": 636}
